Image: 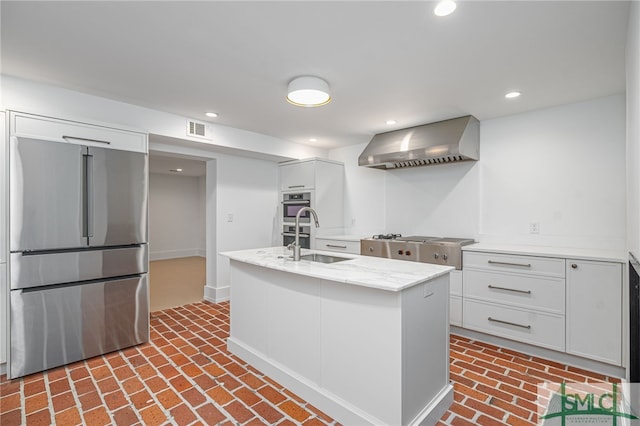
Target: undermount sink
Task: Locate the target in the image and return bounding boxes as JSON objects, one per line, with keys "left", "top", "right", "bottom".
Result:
{"left": 299, "top": 253, "right": 350, "bottom": 264}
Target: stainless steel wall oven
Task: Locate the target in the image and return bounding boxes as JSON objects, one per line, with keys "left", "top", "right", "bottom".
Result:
{"left": 282, "top": 225, "right": 311, "bottom": 249}
{"left": 282, "top": 192, "right": 311, "bottom": 223}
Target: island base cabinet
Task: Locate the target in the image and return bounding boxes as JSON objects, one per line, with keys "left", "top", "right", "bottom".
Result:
{"left": 566, "top": 259, "right": 622, "bottom": 365}
{"left": 227, "top": 260, "right": 453, "bottom": 426}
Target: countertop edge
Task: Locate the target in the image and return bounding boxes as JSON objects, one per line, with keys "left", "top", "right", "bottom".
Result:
{"left": 462, "top": 243, "right": 627, "bottom": 263}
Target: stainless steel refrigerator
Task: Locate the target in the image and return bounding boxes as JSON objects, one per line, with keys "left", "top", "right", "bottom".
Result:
{"left": 8, "top": 135, "right": 149, "bottom": 379}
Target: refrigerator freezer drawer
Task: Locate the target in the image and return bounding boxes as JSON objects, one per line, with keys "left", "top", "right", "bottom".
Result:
{"left": 9, "top": 275, "right": 149, "bottom": 379}
{"left": 10, "top": 245, "right": 148, "bottom": 290}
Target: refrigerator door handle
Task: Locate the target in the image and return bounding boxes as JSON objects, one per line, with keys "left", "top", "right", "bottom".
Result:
{"left": 82, "top": 151, "right": 94, "bottom": 239}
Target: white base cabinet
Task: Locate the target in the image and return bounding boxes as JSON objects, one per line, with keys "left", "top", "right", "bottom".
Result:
{"left": 449, "top": 270, "right": 463, "bottom": 326}
{"left": 462, "top": 249, "right": 624, "bottom": 367}
{"left": 228, "top": 260, "right": 453, "bottom": 426}
{"left": 315, "top": 237, "right": 360, "bottom": 255}
{"left": 566, "top": 259, "right": 622, "bottom": 365}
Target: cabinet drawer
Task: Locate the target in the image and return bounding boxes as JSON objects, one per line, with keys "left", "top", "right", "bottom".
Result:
{"left": 463, "top": 299, "right": 565, "bottom": 351}
{"left": 315, "top": 238, "right": 360, "bottom": 254}
{"left": 450, "top": 295, "right": 462, "bottom": 327}
{"left": 463, "top": 270, "right": 565, "bottom": 314}
{"left": 12, "top": 112, "right": 147, "bottom": 153}
{"left": 463, "top": 251, "right": 565, "bottom": 278}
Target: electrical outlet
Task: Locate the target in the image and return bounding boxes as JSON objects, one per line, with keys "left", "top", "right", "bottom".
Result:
{"left": 227, "top": 213, "right": 234, "bottom": 222}
{"left": 529, "top": 222, "right": 540, "bottom": 234}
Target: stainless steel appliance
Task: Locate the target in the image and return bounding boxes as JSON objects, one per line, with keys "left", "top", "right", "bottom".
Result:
{"left": 8, "top": 135, "right": 149, "bottom": 379}
{"left": 282, "top": 192, "right": 311, "bottom": 223}
{"left": 361, "top": 234, "right": 474, "bottom": 269}
{"left": 282, "top": 224, "right": 311, "bottom": 249}
{"left": 358, "top": 115, "right": 480, "bottom": 169}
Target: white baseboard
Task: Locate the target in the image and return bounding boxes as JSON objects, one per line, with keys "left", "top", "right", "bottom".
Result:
{"left": 204, "top": 285, "right": 230, "bottom": 303}
{"left": 150, "top": 249, "right": 206, "bottom": 261}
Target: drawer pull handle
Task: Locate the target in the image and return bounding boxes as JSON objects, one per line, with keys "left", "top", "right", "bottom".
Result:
{"left": 488, "top": 285, "right": 531, "bottom": 294}
{"left": 487, "top": 260, "right": 532, "bottom": 268}
{"left": 488, "top": 317, "right": 531, "bottom": 329}
{"left": 63, "top": 135, "right": 112, "bottom": 145}
{"left": 288, "top": 185, "right": 305, "bottom": 189}
{"left": 326, "top": 244, "right": 347, "bottom": 249}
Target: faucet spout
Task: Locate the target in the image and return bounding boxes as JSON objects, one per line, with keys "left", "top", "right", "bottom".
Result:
{"left": 292, "top": 207, "right": 320, "bottom": 261}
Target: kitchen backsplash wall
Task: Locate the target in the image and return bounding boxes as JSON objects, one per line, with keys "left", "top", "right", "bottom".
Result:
{"left": 149, "top": 173, "right": 206, "bottom": 260}
{"left": 330, "top": 94, "right": 626, "bottom": 251}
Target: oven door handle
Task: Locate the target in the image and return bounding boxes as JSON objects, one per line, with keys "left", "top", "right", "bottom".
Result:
{"left": 282, "top": 201, "right": 311, "bottom": 205}
{"left": 282, "top": 232, "right": 310, "bottom": 238}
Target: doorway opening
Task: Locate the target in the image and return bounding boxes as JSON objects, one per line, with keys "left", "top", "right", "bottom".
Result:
{"left": 148, "top": 153, "right": 207, "bottom": 311}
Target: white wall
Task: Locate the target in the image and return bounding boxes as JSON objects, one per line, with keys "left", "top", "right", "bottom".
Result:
{"left": 330, "top": 95, "right": 627, "bottom": 251}
{"left": 479, "top": 95, "right": 626, "bottom": 249}
{"left": 148, "top": 173, "right": 206, "bottom": 260}
{"left": 627, "top": 2, "right": 640, "bottom": 259}
{"left": 214, "top": 153, "right": 280, "bottom": 300}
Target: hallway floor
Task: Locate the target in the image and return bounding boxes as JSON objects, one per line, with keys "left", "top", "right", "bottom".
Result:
{"left": 0, "top": 301, "right": 620, "bottom": 425}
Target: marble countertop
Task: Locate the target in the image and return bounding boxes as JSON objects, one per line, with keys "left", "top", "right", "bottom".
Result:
{"left": 463, "top": 243, "right": 627, "bottom": 263}
{"left": 220, "top": 246, "right": 453, "bottom": 292}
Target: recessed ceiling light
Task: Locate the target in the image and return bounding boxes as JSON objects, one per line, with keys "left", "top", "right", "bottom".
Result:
{"left": 205, "top": 112, "right": 218, "bottom": 118}
{"left": 434, "top": 0, "right": 457, "bottom": 17}
{"left": 309, "top": 138, "right": 317, "bottom": 142}
{"left": 169, "top": 168, "right": 183, "bottom": 172}
{"left": 505, "top": 91, "right": 522, "bottom": 99}
{"left": 287, "top": 76, "right": 331, "bottom": 107}
{"left": 386, "top": 120, "right": 397, "bottom": 125}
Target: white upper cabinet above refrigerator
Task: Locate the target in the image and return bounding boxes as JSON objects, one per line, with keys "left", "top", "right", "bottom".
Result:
{"left": 11, "top": 112, "right": 147, "bottom": 153}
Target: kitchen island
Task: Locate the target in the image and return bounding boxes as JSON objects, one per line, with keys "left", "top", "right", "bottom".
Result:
{"left": 221, "top": 246, "right": 454, "bottom": 426}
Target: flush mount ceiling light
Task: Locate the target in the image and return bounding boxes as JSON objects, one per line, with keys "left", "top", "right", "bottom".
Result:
{"left": 205, "top": 112, "right": 218, "bottom": 118}
{"left": 386, "top": 120, "right": 397, "bottom": 125}
{"left": 287, "top": 76, "right": 331, "bottom": 107}
{"left": 434, "top": 0, "right": 457, "bottom": 17}
{"left": 505, "top": 91, "right": 522, "bottom": 99}
{"left": 309, "top": 138, "right": 317, "bottom": 142}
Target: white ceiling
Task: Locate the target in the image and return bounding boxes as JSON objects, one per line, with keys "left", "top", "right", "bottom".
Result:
{"left": 0, "top": 1, "right": 630, "bottom": 149}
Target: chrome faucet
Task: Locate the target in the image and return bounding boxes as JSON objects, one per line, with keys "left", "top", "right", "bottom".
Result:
{"left": 289, "top": 207, "right": 319, "bottom": 261}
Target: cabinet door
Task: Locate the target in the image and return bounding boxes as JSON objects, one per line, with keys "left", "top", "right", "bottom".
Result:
{"left": 566, "top": 259, "right": 622, "bottom": 365}
{"left": 280, "top": 162, "right": 315, "bottom": 190}
{"left": 1, "top": 263, "right": 6, "bottom": 364}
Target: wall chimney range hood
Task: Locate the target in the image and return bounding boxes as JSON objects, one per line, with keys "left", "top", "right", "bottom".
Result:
{"left": 358, "top": 115, "right": 480, "bottom": 169}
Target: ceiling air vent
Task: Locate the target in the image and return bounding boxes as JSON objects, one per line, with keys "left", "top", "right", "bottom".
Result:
{"left": 187, "top": 119, "right": 208, "bottom": 139}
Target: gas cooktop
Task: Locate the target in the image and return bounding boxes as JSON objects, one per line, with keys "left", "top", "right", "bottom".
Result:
{"left": 362, "top": 234, "right": 475, "bottom": 269}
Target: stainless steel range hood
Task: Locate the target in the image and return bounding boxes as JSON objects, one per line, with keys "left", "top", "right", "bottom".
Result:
{"left": 358, "top": 115, "right": 479, "bottom": 169}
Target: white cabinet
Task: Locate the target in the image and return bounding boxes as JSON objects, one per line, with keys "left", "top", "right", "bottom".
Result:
{"left": 463, "top": 252, "right": 566, "bottom": 351}
{"left": 449, "top": 270, "right": 463, "bottom": 326}
{"left": 566, "top": 259, "right": 622, "bottom": 365}
{"left": 11, "top": 112, "right": 147, "bottom": 153}
{"left": 315, "top": 237, "right": 360, "bottom": 255}
{"left": 1, "top": 111, "right": 5, "bottom": 366}
{"left": 0, "top": 263, "right": 5, "bottom": 364}
{"left": 280, "top": 160, "right": 316, "bottom": 190}
{"left": 279, "top": 159, "right": 344, "bottom": 246}
{"left": 462, "top": 249, "right": 625, "bottom": 366}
